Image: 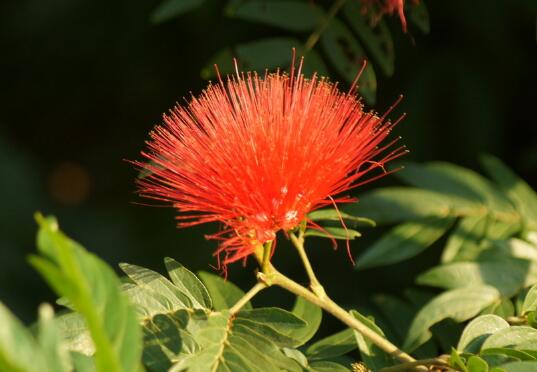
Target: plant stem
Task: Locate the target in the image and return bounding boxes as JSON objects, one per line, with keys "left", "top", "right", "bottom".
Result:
{"left": 262, "top": 241, "right": 272, "bottom": 273}
{"left": 304, "top": 0, "right": 347, "bottom": 51}
{"left": 257, "top": 268, "right": 415, "bottom": 363}
{"left": 378, "top": 356, "right": 451, "bottom": 372}
{"left": 229, "top": 282, "right": 267, "bottom": 315}
{"left": 289, "top": 231, "right": 326, "bottom": 298}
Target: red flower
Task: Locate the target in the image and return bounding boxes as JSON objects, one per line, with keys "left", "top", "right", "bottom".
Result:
{"left": 136, "top": 56, "right": 406, "bottom": 268}
{"left": 361, "top": 0, "right": 418, "bottom": 32}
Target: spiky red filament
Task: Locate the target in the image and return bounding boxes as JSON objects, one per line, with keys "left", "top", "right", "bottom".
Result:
{"left": 135, "top": 57, "right": 406, "bottom": 268}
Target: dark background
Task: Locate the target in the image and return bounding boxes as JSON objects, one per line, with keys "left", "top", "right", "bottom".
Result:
{"left": 1, "top": 0, "right": 536, "bottom": 324}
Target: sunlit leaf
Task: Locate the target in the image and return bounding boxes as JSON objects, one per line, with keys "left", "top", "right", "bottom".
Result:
{"left": 356, "top": 216, "right": 455, "bottom": 270}
{"left": 308, "top": 208, "right": 375, "bottom": 227}
{"left": 522, "top": 285, "right": 537, "bottom": 315}
{"left": 304, "top": 227, "right": 361, "bottom": 240}
{"left": 29, "top": 214, "right": 142, "bottom": 372}
{"left": 404, "top": 286, "right": 500, "bottom": 352}
{"left": 164, "top": 257, "right": 212, "bottom": 309}
{"left": 417, "top": 259, "right": 537, "bottom": 297}
{"left": 198, "top": 271, "right": 252, "bottom": 311}
{"left": 305, "top": 329, "right": 356, "bottom": 360}
{"left": 285, "top": 296, "right": 322, "bottom": 346}
{"left": 482, "top": 326, "right": 537, "bottom": 351}
{"left": 37, "top": 304, "right": 72, "bottom": 372}
{"left": 457, "top": 314, "right": 510, "bottom": 354}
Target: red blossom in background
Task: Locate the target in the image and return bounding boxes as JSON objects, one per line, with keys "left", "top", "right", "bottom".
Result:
{"left": 361, "top": 0, "right": 419, "bottom": 32}
{"left": 135, "top": 56, "right": 406, "bottom": 268}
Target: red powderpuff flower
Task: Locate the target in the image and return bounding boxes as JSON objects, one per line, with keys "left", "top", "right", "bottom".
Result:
{"left": 135, "top": 56, "right": 406, "bottom": 269}
{"left": 361, "top": 0, "right": 419, "bottom": 32}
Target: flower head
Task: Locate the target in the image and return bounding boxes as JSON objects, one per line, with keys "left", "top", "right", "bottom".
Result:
{"left": 136, "top": 56, "right": 406, "bottom": 268}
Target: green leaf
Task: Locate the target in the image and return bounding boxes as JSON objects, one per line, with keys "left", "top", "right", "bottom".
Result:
{"left": 498, "top": 361, "right": 537, "bottom": 371}
{"left": 417, "top": 259, "right": 537, "bottom": 297}
{"left": 54, "top": 312, "right": 93, "bottom": 355}
{"left": 164, "top": 257, "right": 212, "bottom": 309}
{"left": 522, "top": 285, "right": 537, "bottom": 314}
{"left": 404, "top": 286, "right": 500, "bottom": 352}
{"left": 482, "top": 298, "right": 516, "bottom": 319}
{"left": 201, "top": 37, "right": 310, "bottom": 79}
{"left": 467, "top": 356, "right": 489, "bottom": 372}
{"left": 457, "top": 314, "right": 510, "bottom": 353}
{"left": 482, "top": 348, "right": 537, "bottom": 361}
{"left": 150, "top": 0, "right": 204, "bottom": 23}
{"left": 450, "top": 348, "right": 468, "bottom": 372}
{"left": 481, "top": 154, "right": 537, "bottom": 229}
{"left": 304, "top": 227, "right": 361, "bottom": 240}
{"left": 0, "top": 302, "right": 43, "bottom": 372}
{"left": 343, "top": 1, "right": 394, "bottom": 76}
{"left": 229, "top": 0, "right": 323, "bottom": 32}
{"left": 37, "top": 304, "right": 71, "bottom": 372}
{"left": 441, "top": 214, "right": 489, "bottom": 263}
{"left": 485, "top": 239, "right": 537, "bottom": 263}
{"left": 307, "top": 208, "right": 375, "bottom": 227}
{"left": 309, "top": 360, "right": 351, "bottom": 371}
{"left": 350, "top": 310, "right": 395, "bottom": 370}
{"left": 119, "top": 263, "right": 194, "bottom": 313}
{"left": 198, "top": 271, "right": 252, "bottom": 311}
{"left": 356, "top": 216, "right": 455, "bottom": 270}
{"left": 70, "top": 352, "right": 95, "bottom": 372}
{"left": 30, "top": 214, "right": 142, "bottom": 372}
{"left": 345, "top": 187, "right": 469, "bottom": 225}
{"left": 170, "top": 309, "right": 304, "bottom": 372}
{"left": 408, "top": 1, "right": 430, "bottom": 33}
{"left": 482, "top": 326, "right": 537, "bottom": 351}
{"left": 285, "top": 297, "right": 322, "bottom": 346}
{"left": 320, "top": 18, "right": 377, "bottom": 103}
{"left": 305, "top": 329, "right": 356, "bottom": 360}
{"left": 396, "top": 162, "right": 516, "bottom": 217}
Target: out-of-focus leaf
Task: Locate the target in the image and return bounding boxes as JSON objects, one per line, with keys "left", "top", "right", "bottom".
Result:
{"left": 482, "top": 326, "right": 537, "bottom": 351}
{"left": 457, "top": 314, "right": 510, "bottom": 354}
{"left": 304, "top": 226, "right": 361, "bottom": 240}
{"left": 481, "top": 298, "right": 516, "bottom": 319}
{"left": 70, "top": 352, "right": 95, "bottom": 372}
{"left": 356, "top": 216, "right": 455, "bottom": 270}
{"left": 38, "top": 304, "right": 71, "bottom": 372}
{"left": 396, "top": 162, "right": 517, "bottom": 217}
{"left": 198, "top": 271, "right": 252, "bottom": 311}
{"left": 320, "top": 18, "right": 377, "bottom": 103}
{"left": 201, "top": 37, "right": 305, "bottom": 79}
{"left": 170, "top": 309, "right": 304, "bottom": 372}
{"left": 450, "top": 348, "right": 468, "bottom": 372}
{"left": 228, "top": 0, "right": 323, "bottom": 32}
{"left": 350, "top": 310, "right": 395, "bottom": 370}
{"left": 164, "top": 257, "right": 212, "bottom": 309}
{"left": 417, "top": 259, "right": 537, "bottom": 297}
{"left": 0, "top": 302, "right": 44, "bottom": 372}
{"left": 481, "top": 154, "right": 537, "bottom": 229}
{"left": 482, "top": 348, "right": 537, "bottom": 361}
{"left": 285, "top": 297, "right": 322, "bottom": 346}
{"left": 305, "top": 329, "right": 356, "bottom": 360}
{"left": 408, "top": 1, "right": 430, "bottom": 33}
{"left": 346, "top": 187, "right": 472, "bottom": 225}
{"left": 308, "top": 208, "right": 375, "bottom": 227}
{"left": 441, "top": 215, "right": 489, "bottom": 263}
{"left": 522, "top": 285, "right": 537, "bottom": 314}
{"left": 467, "top": 356, "right": 489, "bottom": 372}
{"left": 498, "top": 361, "right": 537, "bottom": 371}
{"left": 29, "top": 214, "right": 142, "bottom": 372}
{"left": 309, "top": 360, "right": 350, "bottom": 371}
{"left": 150, "top": 0, "right": 205, "bottom": 24}
{"left": 404, "top": 286, "right": 500, "bottom": 352}
{"left": 486, "top": 239, "right": 537, "bottom": 263}
{"left": 343, "top": 1, "right": 394, "bottom": 76}
{"left": 54, "top": 312, "right": 93, "bottom": 355}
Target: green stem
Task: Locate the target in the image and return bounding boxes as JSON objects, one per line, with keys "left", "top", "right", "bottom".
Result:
{"left": 229, "top": 282, "right": 267, "bottom": 315}
{"left": 256, "top": 268, "right": 415, "bottom": 363}
{"left": 304, "top": 0, "right": 347, "bottom": 51}
{"left": 262, "top": 241, "right": 272, "bottom": 273}
{"left": 289, "top": 231, "right": 326, "bottom": 298}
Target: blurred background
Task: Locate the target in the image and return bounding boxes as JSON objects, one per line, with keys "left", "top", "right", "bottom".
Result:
{"left": 1, "top": 0, "right": 536, "bottom": 325}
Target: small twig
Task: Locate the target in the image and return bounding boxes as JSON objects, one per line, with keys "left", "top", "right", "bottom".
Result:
{"left": 289, "top": 231, "right": 326, "bottom": 298}
{"left": 506, "top": 316, "right": 527, "bottom": 325}
{"left": 304, "top": 0, "right": 347, "bottom": 51}
{"left": 229, "top": 282, "right": 267, "bottom": 315}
